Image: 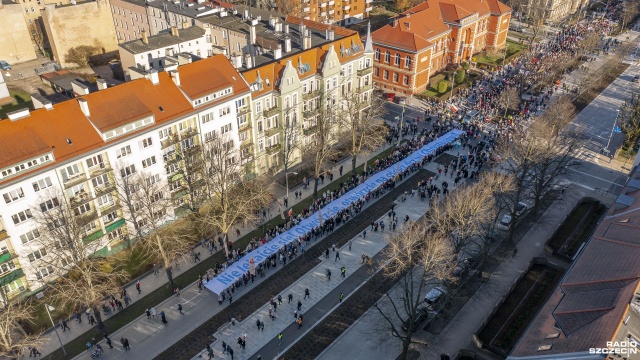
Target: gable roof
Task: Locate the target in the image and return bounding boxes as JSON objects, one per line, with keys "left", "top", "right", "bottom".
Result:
{"left": 176, "top": 54, "right": 251, "bottom": 100}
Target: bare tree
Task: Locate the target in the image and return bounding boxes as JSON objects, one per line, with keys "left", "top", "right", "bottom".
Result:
{"left": 200, "top": 134, "right": 272, "bottom": 256}
{"left": 114, "top": 163, "right": 144, "bottom": 243}
{"left": 341, "top": 86, "right": 389, "bottom": 174}
{"left": 28, "top": 22, "right": 46, "bottom": 57}
{"left": 0, "top": 301, "right": 43, "bottom": 359}
{"left": 31, "top": 188, "right": 128, "bottom": 329}
{"left": 282, "top": 107, "right": 302, "bottom": 202}
{"left": 497, "top": 86, "right": 521, "bottom": 118}
{"left": 527, "top": 96, "right": 581, "bottom": 214}
{"left": 374, "top": 220, "right": 455, "bottom": 360}
{"left": 620, "top": 0, "right": 640, "bottom": 31}
{"left": 276, "top": 0, "right": 301, "bottom": 16}
{"left": 302, "top": 85, "right": 342, "bottom": 198}
{"left": 174, "top": 140, "right": 207, "bottom": 213}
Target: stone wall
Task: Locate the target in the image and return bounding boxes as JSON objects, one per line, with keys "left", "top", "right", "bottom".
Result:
{"left": 0, "top": 3, "right": 38, "bottom": 64}
{"left": 42, "top": 0, "right": 118, "bottom": 67}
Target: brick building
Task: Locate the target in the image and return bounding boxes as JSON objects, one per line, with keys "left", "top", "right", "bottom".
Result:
{"left": 370, "top": 0, "right": 511, "bottom": 95}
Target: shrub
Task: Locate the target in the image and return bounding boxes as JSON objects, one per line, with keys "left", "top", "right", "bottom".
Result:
{"left": 437, "top": 80, "right": 449, "bottom": 94}
{"left": 455, "top": 69, "right": 466, "bottom": 84}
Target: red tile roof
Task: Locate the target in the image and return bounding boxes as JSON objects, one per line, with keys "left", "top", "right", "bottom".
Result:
{"left": 177, "top": 55, "right": 251, "bottom": 100}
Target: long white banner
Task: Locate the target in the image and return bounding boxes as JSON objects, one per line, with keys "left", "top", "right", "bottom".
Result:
{"left": 205, "top": 129, "right": 464, "bottom": 294}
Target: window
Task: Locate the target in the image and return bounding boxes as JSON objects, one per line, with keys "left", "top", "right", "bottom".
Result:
{"left": 219, "top": 106, "right": 231, "bottom": 116}
{"left": 3, "top": 188, "right": 25, "bottom": 204}
{"left": 117, "top": 145, "right": 132, "bottom": 158}
{"left": 97, "top": 194, "right": 114, "bottom": 207}
{"left": 142, "top": 156, "right": 157, "bottom": 168}
{"left": 92, "top": 174, "right": 109, "bottom": 188}
{"left": 27, "top": 248, "right": 47, "bottom": 263}
{"left": 34, "top": 266, "right": 55, "bottom": 280}
{"left": 385, "top": 51, "right": 390, "bottom": 63}
{"left": 182, "top": 137, "right": 194, "bottom": 149}
{"left": 166, "top": 163, "right": 179, "bottom": 174}
{"left": 12, "top": 209, "right": 33, "bottom": 225}
{"left": 395, "top": 53, "right": 401, "bottom": 66}
{"left": 393, "top": 73, "right": 399, "bottom": 82}
{"left": 146, "top": 174, "right": 160, "bottom": 186}
{"left": 86, "top": 155, "right": 104, "bottom": 168}
{"left": 257, "top": 120, "right": 263, "bottom": 133}
{"left": 83, "top": 222, "right": 97, "bottom": 236}
{"left": 383, "top": 70, "right": 389, "bottom": 80}
{"left": 151, "top": 192, "right": 164, "bottom": 203}
{"left": 375, "top": 68, "right": 379, "bottom": 77}
{"left": 0, "top": 262, "right": 15, "bottom": 276}
{"left": 235, "top": 98, "right": 246, "bottom": 109}
{"left": 74, "top": 203, "right": 91, "bottom": 216}
{"left": 258, "top": 139, "right": 264, "bottom": 151}
{"left": 61, "top": 164, "right": 80, "bottom": 181}
{"left": 221, "top": 123, "right": 232, "bottom": 134}
{"left": 39, "top": 198, "right": 60, "bottom": 213}
{"left": 204, "top": 130, "right": 216, "bottom": 143}
{"left": 404, "top": 75, "right": 409, "bottom": 85}
{"left": 103, "top": 211, "right": 118, "bottom": 223}
{"left": 20, "top": 229, "right": 40, "bottom": 244}
{"left": 120, "top": 165, "right": 136, "bottom": 178}
{"left": 201, "top": 112, "right": 214, "bottom": 124}
{"left": 405, "top": 56, "right": 412, "bottom": 69}
{"left": 141, "top": 137, "right": 153, "bottom": 148}
{"left": 158, "top": 128, "right": 173, "bottom": 139}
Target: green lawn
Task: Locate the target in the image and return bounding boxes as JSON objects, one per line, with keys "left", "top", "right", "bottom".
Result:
{"left": 0, "top": 90, "right": 33, "bottom": 119}
{"left": 40, "top": 145, "right": 396, "bottom": 360}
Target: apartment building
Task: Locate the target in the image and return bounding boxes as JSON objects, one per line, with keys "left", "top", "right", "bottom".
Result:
{"left": 0, "top": 54, "right": 251, "bottom": 299}
{"left": 298, "top": 0, "right": 372, "bottom": 26}
{"left": 118, "top": 26, "right": 210, "bottom": 80}
{"left": 240, "top": 16, "right": 374, "bottom": 175}
{"left": 370, "top": 0, "right": 511, "bottom": 95}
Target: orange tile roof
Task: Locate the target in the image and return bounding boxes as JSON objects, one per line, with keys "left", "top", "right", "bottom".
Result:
{"left": 177, "top": 55, "right": 250, "bottom": 100}
{"left": 285, "top": 16, "right": 357, "bottom": 38}
{"left": 84, "top": 90, "right": 153, "bottom": 132}
{"left": 242, "top": 63, "right": 277, "bottom": 98}
{"left": 0, "top": 72, "right": 195, "bottom": 186}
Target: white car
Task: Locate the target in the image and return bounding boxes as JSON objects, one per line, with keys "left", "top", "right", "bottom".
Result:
{"left": 514, "top": 202, "right": 528, "bottom": 216}
{"left": 497, "top": 214, "right": 512, "bottom": 231}
{"left": 425, "top": 287, "right": 447, "bottom": 311}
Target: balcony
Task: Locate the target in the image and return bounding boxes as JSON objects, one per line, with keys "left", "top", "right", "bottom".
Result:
{"left": 265, "top": 143, "right": 282, "bottom": 155}
{"left": 70, "top": 190, "right": 92, "bottom": 206}
{"left": 303, "top": 108, "right": 320, "bottom": 118}
{"left": 239, "top": 120, "right": 252, "bottom": 130}
{"left": 263, "top": 106, "right": 279, "bottom": 118}
{"left": 237, "top": 107, "right": 250, "bottom": 117}
{"left": 0, "top": 251, "right": 16, "bottom": 265}
{"left": 95, "top": 182, "right": 116, "bottom": 197}
{"left": 63, "top": 173, "right": 88, "bottom": 189}
{"left": 366, "top": 0, "right": 372, "bottom": 3}
{"left": 357, "top": 67, "right": 373, "bottom": 76}
{"left": 240, "top": 140, "right": 253, "bottom": 150}
{"left": 0, "top": 268, "right": 24, "bottom": 287}
{"left": 321, "top": 11, "right": 327, "bottom": 16}
{"left": 303, "top": 89, "right": 321, "bottom": 100}
{"left": 366, "top": 6, "right": 372, "bottom": 11}
{"left": 265, "top": 127, "right": 281, "bottom": 137}
{"left": 0, "top": 230, "right": 8, "bottom": 241}
{"left": 303, "top": 126, "right": 318, "bottom": 136}
{"left": 343, "top": 5, "right": 350, "bottom": 10}
{"left": 329, "top": 9, "right": 334, "bottom": 14}
{"left": 88, "top": 163, "right": 112, "bottom": 179}
{"left": 304, "top": 6, "right": 310, "bottom": 12}
{"left": 320, "top": 2, "right": 326, "bottom": 6}
{"left": 181, "top": 127, "right": 199, "bottom": 139}
{"left": 100, "top": 202, "right": 122, "bottom": 216}
{"left": 329, "top": 0, "right": 334, "bottom": 4}
{"left": 104, "top": 218, "right": 126, "bottom": 233}
{"left": 357, "top": 84, "right": 373, "bottom": 93}
{"left": 161, "top": 134, "right": 180, "bottom": 149}
{"left": 77, "top": 210, "right": 98, "bottom": 227}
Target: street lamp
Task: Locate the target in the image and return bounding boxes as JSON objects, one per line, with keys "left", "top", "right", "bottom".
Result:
{"left": 604, "top": 109, "right": 620, "bottom": 162}
{"left": 45, "top": 304, "right": 67, "bottom": 355}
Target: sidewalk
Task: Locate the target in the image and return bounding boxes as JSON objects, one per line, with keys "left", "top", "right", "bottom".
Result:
{"left": 36, "top": 141, "right": 393, "bottom": 358}
{"left": 192, "top": 151, "right": 469, "bottom": 360}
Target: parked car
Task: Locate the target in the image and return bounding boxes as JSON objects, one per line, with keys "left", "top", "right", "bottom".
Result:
{"left": 396, "top": 96, "right": 407, "bottom": 105}
{"left": 462, "top": 109, "right": 480, "bottom": 123}
{"left": 401, "top": 307, "right": 429, "bottom": 332}
{"left": 497, "top": 214, "right": 512, "bottom": 231}
{"left": 514, "top": 202, "right": 529, "bottom": 216}
{"left": 425, "top": 286, "right": 447, "bottom": 311}
{"left": 509, "top": 24, "right": 524, "bottom": 32}
{"left": 0, "top": 60, "right": 11, "bottom": 70}
{"left": 384, "top": 92, "right": 395, "bottom": 102}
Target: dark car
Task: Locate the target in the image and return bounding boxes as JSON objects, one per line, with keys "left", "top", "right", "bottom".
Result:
{"left": 401, "top": 307, "right": 429, "bottom": 332}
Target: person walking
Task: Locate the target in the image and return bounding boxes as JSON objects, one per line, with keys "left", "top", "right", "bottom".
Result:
{"left": 150, "top": 307, "right": 157, "bottom": 319}
{"left": 136, "top": 280, "right": 141, "bottom": 294}
{"left": 335, "top": 251, "right": 340, "bottom": 261}
{"left": 297, "top": 315, "right": 303, "bottom": 329}
{"left": 160, "top": 310, "right": 168, "bottom": 325}
{"left": 304, "top": 288, "right": 310, "bottom": 299}
{"left": 341, "top": 266, "right": 346, "bottom": 278}
{"left": 104, "top": 334, "right": 113, "bottom": 349}
{"left": 29, "top": 346, "right": 41, "bottom": 357}
{"left": 177, "top": 303, "right": 184, "bottom": 315}
{"left": 297, "top": 300, "right": 303, "bottom": 311}
{"left": 339, "top": 293, "right": 344, "bottom": 303}
{"left": 60, "top": 319, "right": 70, "bottom": 332}
{"left": 288, "top": 293, "right": 293, "bottom": 303}
{"left": 206, "top": 344, "right": 214, "bottom": 360}
{"left": 222, "top": 341, "right": 228, "bottom": 355}
{"left": 256, "top": 318, "right": 261, "bottom": 330}
{"left": 277, "top": 295, "right": 282, "bottom": 304}
{"left": 120, "top": 337, "right": 130, "bottom": 350}
{"left": 277, "top": 333, "right": 283, "bottom": 346}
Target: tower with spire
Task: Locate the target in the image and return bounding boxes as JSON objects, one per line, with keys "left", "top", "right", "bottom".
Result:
{"left": 364, "top": 21, "right": 374, "bottom": 54}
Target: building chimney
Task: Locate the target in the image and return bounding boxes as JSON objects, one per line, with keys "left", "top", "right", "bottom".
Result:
{"left": 274, "top": 46, "right": 282, "bottom": 59}
{"left": 71, "top": 80, "right": 90, "bottom": 95}
{"left": 284, "top": 24, "right": 289, "bottom": 34}
{"left": 7, "top": 108, "right": 30, "bottom": 121}
{"left": 244, "top": 53, "right": 253, "bottom": 69}
{"left": 171, "top": 26, "right": 179, "bottom": 37}
{"left": 303, "top": 30, "right": 312, "bottom": 50}
{"left": 269, "top": 15, "right": 276, "bottom": 29}
{"left": 31, "top": 93, "right": 53, "bottom": 110}
{"left": 284, "top": 37, "right": 291, "bottom": 52}
{"left": 96, "top": 78, "right": 108, "bottom": 90}
{"left": 77, "top": 98, "right": 90, "bottom": 117}
{"left": 170, "top": 70, "right": 180, "bottom": 86}
{"left": 141, "top": 29, "right": 149, "bottom": 44}
{"left": 250, "top": 24, "right": 257, "bottom": 44}
{"left": 275, "top": 22, "right": 282, "bottom": 32}
{"left": 148, "top": 69, "right": 160, "bottom": 85}
{"left": 391, "top": 18, "right": 398, "bottom": 27}
{"left": 243, "top": 9, "right": 249, "bottom": 19}
{"left": 325, "top": 28, "right": 329, "bottom": 40}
